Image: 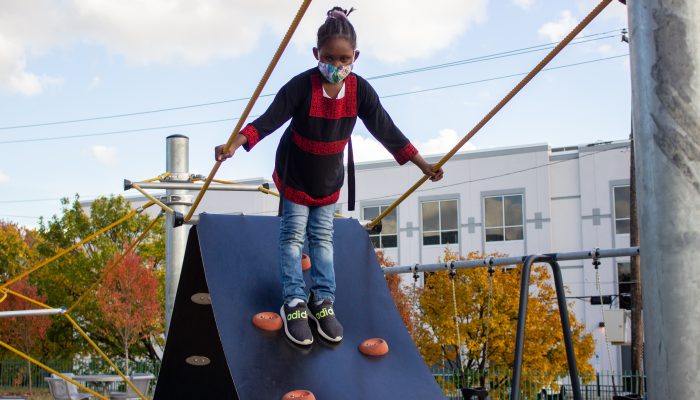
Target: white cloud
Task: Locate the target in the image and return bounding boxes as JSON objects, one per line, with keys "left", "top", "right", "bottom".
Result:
{"left": 538, "top": 10, "right": 577, "bottom": 42}
{"left": 0, "top": 171, "right": 9, "bottom": 185}
{"left": 91, "top": 145, "right": 118, "bottom": 165}
{"left": 513, "top": 0, "right": 534, "bottom": 10}
{"left": 350, "top": 128, "right": 476, "bottom": 163}
{"left": 350, "top": 134, "right": 394, "bottom": 163}
{"left": 0, "top": 0, "right": 489, "bottom": 94}
{"left": 90, "top": 76, "right": 101, "bottom": 88}
{"left": 294, "top": 1, "right": 489, "bottom": 63}
{"left": 416, "top": 128, "right": 477, "bottom": 156}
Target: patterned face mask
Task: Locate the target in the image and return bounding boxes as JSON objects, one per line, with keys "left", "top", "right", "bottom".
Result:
{"left": 317, "top": 61, "right": 353, "bottom": 84}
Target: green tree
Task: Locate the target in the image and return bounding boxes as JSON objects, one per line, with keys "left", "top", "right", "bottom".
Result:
{"left": 413, "top": 249, "right": 594, "bottom": 392}
{"left": 0, "top": 221, "right": 41, "bottom": 282}
{"left": 33, "top": 195, "right": 164, "bottom": 360}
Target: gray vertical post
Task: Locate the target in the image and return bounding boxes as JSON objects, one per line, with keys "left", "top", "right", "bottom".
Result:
{"left": 628, "top": 1, "right": 700, "bottom": 398}
{"left": 165, "top": 135, "right": 192, "bottom": 335}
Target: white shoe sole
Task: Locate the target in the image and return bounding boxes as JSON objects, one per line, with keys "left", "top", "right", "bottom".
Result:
{"left": 280, "top": 305, "right": 313, "bottom": 346}
{"left": 308, "top": 312, "right": 343, "bottom": 343}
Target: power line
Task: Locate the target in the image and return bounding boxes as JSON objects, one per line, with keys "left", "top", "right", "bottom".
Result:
{"left": 382, "top": 54, "right": 628, "bottom": 99}
{"left": 366, "top": 32, "right": 621, "bottom": 81}
{"left": 0, "top": 30, "right": 624, "bottom": 131}
{"left": 0, "top": 54, "right": 628, "bottom": 145}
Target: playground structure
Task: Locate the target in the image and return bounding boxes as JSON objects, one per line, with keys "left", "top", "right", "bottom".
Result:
{"left": 1, "top": 0, "right": 698, "bottom": 398}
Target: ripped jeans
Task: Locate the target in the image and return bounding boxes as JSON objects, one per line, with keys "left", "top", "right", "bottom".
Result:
{"left": 278, "top": 198, "right": 336, "bottom": 304}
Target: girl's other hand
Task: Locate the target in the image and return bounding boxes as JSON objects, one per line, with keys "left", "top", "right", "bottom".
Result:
{"left": 422, "top": 163, "right": 444, "bottom": 182}
{"left": 215, "top": 144, "right": 235, "bottom": 161}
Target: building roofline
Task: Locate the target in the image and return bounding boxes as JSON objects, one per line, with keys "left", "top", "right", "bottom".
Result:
{"left": 355, "top": 143, "right": 551, "bottom": 170}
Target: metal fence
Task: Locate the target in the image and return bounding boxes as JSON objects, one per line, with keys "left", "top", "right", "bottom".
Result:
{"left": 0, "top": 358, "right": 160, "bottom": 393}
{"left": 1, "top": 359, "right": 645, "bottom": 400}
{"left": 432, "top": 367, "right": 645, "bottom": 399}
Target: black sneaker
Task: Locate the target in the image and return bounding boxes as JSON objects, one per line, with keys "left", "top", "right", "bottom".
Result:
{"left": 280, "top": 301, "right": 313, "bottom": 346}
{"left": 308, "top": 294, "right": 343, "bottom": 343}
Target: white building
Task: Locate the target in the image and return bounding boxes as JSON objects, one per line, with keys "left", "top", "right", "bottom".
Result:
{"left": 126, "top": 138, "right": 634, "bottom": 374}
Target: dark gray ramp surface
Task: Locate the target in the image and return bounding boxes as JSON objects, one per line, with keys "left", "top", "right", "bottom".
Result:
{"left": 155, "top": 214, "right": 444, "bottom": 399}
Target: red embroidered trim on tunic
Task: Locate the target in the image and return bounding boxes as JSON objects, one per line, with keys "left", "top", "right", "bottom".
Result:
{"left": 291, "top": 130, "right": 348, "bottom": 155}
{"left": 273, "top": 170, "right": 340, "bottom": 207}
{"left": 239, "top": 124, "right": 260, "bottom": 150}
{"left": 395, "top": 143, "right": 418, "bottom": 165}
{"left": 309, "top": 74, "right": 358, "bottom": 119}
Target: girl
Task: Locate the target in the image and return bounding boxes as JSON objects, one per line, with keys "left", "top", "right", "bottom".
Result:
{"left": 215, "top": 7, "right": 444, "bottom": 346}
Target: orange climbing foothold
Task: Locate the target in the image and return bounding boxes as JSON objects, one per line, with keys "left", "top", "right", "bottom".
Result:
{"left": 301, "top": 253, "right": 311, "bottom": 271}
{"left": 358, "top": 338, "right": 389, "bottom": 356}
{"left": 282, "top": 389, "right": 316, "bottom": 400}
{"left": 252, "top": 312, "right": 283, "bottom": 331}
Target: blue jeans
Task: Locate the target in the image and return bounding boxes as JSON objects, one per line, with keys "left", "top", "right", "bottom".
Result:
{"left": 279, "top": 198, "right": 336, "bottom": 304}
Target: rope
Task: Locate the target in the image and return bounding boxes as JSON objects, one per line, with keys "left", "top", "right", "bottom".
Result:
{"left": 131, "top": 184, "right": 175, "bottom": 215}
{"left": 483, "top": 267, "right": 495, "bottom": 369}
{"left": 5, "top": 290, "right": 147, "bottom": 399}
{"left": 0, "top": 339, "right": 108, "bottom": 400}
{"left": 0, "top": 201, "right": 155, "bottom": 291}
{"left": 449, "top": 264, "right": 462, "bottom": 363}
{"left": 185, "top": 0, "right": 313, "bottom": 221}
{"left": 592, "top": 250, "right": 616, "bottom": 384}
{"left": 0, "top": 290, "right": 7, "bottom": 304}
{"left": 64, "top": 314, "right": 147, "bottom": 400}
{"left": 411, "top": 265, "right": 420, "bottom": 334}
{"left": 367, "top": 0, "right": 613, "bottom": 229}
{"left": 142, "top": 172, "right": 170, "bottom": 183}
{"left": 67, "top": 216, "right": 162, "bottom": 313}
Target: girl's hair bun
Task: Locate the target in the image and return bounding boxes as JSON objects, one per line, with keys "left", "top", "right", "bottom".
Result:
{"left": 327, "top": 7, "right": 355, "bottom": 20}
{"left": 317, "top": 6, "right": 357, "bottom": 48}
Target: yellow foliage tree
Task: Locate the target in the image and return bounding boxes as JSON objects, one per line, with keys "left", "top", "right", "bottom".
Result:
{"left": 412, "top": 249, "right": 595, "bottom": 392}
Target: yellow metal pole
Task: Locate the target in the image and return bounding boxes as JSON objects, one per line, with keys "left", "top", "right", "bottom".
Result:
{"left": 367, "top": 0, "right": 613, "bottom": 229}
{"left": 64, "top": 314, "right": 147, "bottom": 400}
{"left": 0, "top": 201, "right": 154, "bottom": 291}
{"left": 131, "top": 184, "right": 175, "bottom": 215}
{"left": 4, "top": 289, "right": 53, "bottom": 309}
{"left": 67, "top": 216, "right": 162, "bottom": 313}
{"left": 0, "top": 339, "right": 108, "bottom": 400}
{"left": 185, "top": 0, "right": 313, "bottom": 221}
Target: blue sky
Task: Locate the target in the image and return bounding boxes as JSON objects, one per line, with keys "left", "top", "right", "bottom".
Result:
{"left": 0, "top": 0, "right": 630, "bottom": 227}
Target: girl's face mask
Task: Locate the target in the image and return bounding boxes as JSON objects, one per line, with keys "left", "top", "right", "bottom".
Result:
{"left": 317, "top": 61, "right": 353, "bottom": 84}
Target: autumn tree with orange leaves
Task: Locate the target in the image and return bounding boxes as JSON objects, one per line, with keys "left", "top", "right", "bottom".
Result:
{"left": 96, "top": 251, "right": 160, "bottom": 374}
{"left": 376, "top": 250, "right": 415, "bottom": 338}
{"left": 0, "top": 279, "right": 52, "bottom": 395}
{"left": 413, "top": 249, "right": 594, "bottom": 392}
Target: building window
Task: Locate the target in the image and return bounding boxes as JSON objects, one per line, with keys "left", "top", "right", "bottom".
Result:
{"left": 484, "top": 194, "right": 524, "bottom": 242}
{"left": 617, "top": 262, "right": 632, "bottom": 310}
{"left": 421, "top": 199, "right": 458, "bottom": 245}
{"left": 362, "top": 205, "right": 397, "bottom": 248}
{"left": 614, "top": 185, "right": 630, "bottom": 234}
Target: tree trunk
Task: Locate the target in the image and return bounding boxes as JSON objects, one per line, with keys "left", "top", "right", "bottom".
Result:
{"left": 124, "top": 337, "right": 130, "bottom": 376}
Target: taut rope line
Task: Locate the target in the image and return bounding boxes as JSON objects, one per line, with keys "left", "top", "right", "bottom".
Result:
{"left": 367, "top": 0, "right": 612, "bottom": 229}
{"left": 186, "top": 0, "right": 313, "bottom": 221}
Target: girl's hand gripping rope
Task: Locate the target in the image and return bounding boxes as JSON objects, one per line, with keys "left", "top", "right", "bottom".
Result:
{"left": 411, "top": 153, "right": 444, "bottom": 182}
{"left": 214, "top": 134, "right": 248, "bottom": 162}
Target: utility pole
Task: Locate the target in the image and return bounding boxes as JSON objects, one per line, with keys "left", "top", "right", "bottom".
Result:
{"left": 164, "top": 135, "right": 192, "bottom": 335}
{"left": 628, "top": 1, "right": 700, "bottom": 398}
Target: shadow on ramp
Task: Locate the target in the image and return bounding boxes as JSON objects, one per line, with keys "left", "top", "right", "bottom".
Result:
{"left": 155, "top": 214, "right": 444, "bottom": 399}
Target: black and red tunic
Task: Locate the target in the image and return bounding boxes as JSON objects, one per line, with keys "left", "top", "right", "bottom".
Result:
{"left": 239, "top": 67, "right": 417, "bottom": 208}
